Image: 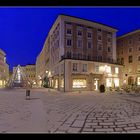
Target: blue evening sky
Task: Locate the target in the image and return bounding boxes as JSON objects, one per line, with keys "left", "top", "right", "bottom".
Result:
{"left": 0, "top": 7, "right": 140, "bottom": 71}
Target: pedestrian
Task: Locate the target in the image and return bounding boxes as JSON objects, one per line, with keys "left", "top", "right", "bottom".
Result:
{"left": 99, "top": 84, "right": 105, "bottom": 93}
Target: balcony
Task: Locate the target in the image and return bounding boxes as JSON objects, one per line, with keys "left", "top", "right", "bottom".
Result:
{"left": 61, "top": 53, "right": 122, "bottom": 65}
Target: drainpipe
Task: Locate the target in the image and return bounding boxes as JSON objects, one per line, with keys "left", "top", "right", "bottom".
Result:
{"left": 64, "top": 58, "right": 65, "bottom": 92}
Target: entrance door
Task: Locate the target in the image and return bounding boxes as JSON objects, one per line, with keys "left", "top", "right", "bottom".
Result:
{"left": 94, "top": 78, "right": 99, "bottom": 91}
{"left": 128, "top": 76, "right": 134, "bottom": 85}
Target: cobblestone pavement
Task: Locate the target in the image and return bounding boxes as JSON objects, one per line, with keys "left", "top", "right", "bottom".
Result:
{"left": 1, "top": 88, "right": 140, "bottom": 133}
{"left": 36, "top": 90, "right": 140, "bottom": 133}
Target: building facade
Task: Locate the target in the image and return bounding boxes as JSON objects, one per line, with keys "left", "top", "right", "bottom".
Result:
{"left": 0, "top": 49, "right": 9, "bottom": 87}
{"left": 13, "top": 64, "right": 36, "bottom": 86}
{"left": 117, "top": 29, "right": 140, "bottom": 86}
{"left": 37, "top": 14, "right": 123, "bottom": 92}
{"left": 36, "top": 37, "right": 50, "bottom": 87}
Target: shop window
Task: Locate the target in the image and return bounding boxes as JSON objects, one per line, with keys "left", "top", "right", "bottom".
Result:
{"left": 114, "top": 78, "right": 119, "bottom": 87}
{"left": 115, "top": 67, "right": 119, "bottom": 74}
{"left": 72, "top": 79, "right": 86, "bottom": 88}
{"left": 106, "top": 78, "right": 112, "bottom": 87}
{"left": 61, "top": 79, "right": 64, "bottom": 88}
{"left": 105, "top": 65, "right": 111, "bottom": 73}
{"left": 137, "top": 77, "right": 140, "bottom": 85}
{"left": 54, "top": 79, "right": 58, "bottom": 88}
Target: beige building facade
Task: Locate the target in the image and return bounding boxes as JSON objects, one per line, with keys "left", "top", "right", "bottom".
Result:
{"left": 0, "top": 49, "right": 9, "bottom": 87}
{"left": 13, "top": 64, "right": 36, "bottom": 86}
{"left": 36, "top": 37, "right": 50, "bottom": 87}
{"left": 37, "top": 14, "right": 123, "bottom": 92}
{"left": 117, "top": 29, "right": 140, "bottom": 86}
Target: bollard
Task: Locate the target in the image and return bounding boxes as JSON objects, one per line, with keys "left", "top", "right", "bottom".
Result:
{"left": 26, "top": 89, "right": 30, "bottom": 100}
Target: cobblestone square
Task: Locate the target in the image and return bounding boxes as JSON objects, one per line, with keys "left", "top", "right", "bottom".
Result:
{"left": 1, "top": 88, "right": 140, "bottom": 133}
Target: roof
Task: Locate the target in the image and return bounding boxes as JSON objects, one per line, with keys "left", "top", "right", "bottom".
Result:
{"left": 59, "top": 14, "right": 118, "bottom": 31}
{"left": 117, "top": 29, "right": 140, "bottom": 39}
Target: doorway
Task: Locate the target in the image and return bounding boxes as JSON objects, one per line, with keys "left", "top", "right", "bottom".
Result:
{"left": 94, "top": 78, "right": 99, "bottom": 91}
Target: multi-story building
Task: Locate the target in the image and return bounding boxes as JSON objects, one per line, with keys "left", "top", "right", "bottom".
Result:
{"left": 0, "top": 48, "right": 9, "bottom": 87}
{"left": 117, "top": 29, "right": 140, "bottom": 86}
{"left": 13, "top": 64, "right": 36, "bottom": 86}
{"left": 37, "top": 14, "right": 123, "bottom": 92}
{"left": 36, "top": 37, "right": 50, "bottom": 87}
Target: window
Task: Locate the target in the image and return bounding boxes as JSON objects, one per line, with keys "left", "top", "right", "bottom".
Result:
{"left": 78, "top": 53, "right": 82, "bottom": 59}
{"left": 137, "top": 66, "right": 140, "bottom": 73}
{"left": 107, "top": 32, "right": 112, "bottom": 35}
{"left": 105, "top": 65, "right": 111, "bottom": 73}
{"left": 138, "top": 56, "right": 140, "bottom": 61}
{"left": 61, "top": 79, "right": 64, "bottom": 88}
{"left": 87, "top": 41, "right": 92, "bottom": 48}
{"left": 98, "top": 44, "right": 103, "bottom": 51}
{"left": 108, "top": 47, "right": 111, "bottom": 52}
{"left": 87, "top": 32, "right": 92, "bottom": 38}
{"left": 137, "top": 77, "right": 140, "bottom": 85}
{"left": 106, "top": 78, "right": 112, "bottom": 87}
{"left": 117, "top": 58, "right": 120, "bottom": 63}
{"left": 115, "top": 67, "right": 119, "bottom": 74}
{"left": 121, "top": 58, "right": 124, "bottom": 64}
{"left": 77, "top": 40, "right": 83, "bottom": 48}
{"left": 107, "top": 38, "right": 112, "bottom": 42}
{"left": 77, "top": 30, "right": 82, "bottom": 36}
{"left": 98, "top": 29, "right": 102, "bottom": 32}
{"left": 114, "top": 78, "right": 119, "bottom": 87}
{"left": 66, "top": 39, "right": 72, "bottom": 47}
{"left": 97, "top": 35, "right": 102, "bottom": 41}
{"left": 83, "top": 64, "right": 87, "bottom": 72}
{"left": 129, "top": 39, "right": 132, "bottom": 44}
{"left": 72, "top": 79, "right": 87, "bottom": 88}
{"left": 73, "top": 63, "right": 78, "bottom": 71}
{"left": 87, "top": 55, "right": 91, "bottom": 60}
{"left": 67, "top": 29, "right": 72, "bottom": 34}
{"left": 128, "top": 47, "right": 132, "bottom": 53}
{"left": 54, "top": 79, "right": 58, "bottom": 88}
{"left": 95, "top": 65, "right": 99, "bottom": 73}
{"left": 98, "top": 56, "right": 102, "bottom": 61}
{"left": 128, "top": 56, "right": 133, "bottom": 63}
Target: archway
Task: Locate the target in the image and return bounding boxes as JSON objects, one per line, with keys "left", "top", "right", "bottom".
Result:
{"left": 128, "top": 76, "right": 134, "bottom": 85}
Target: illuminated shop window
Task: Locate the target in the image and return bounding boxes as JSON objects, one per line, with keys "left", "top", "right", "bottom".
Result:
{"left": 115, "top": 67, "right": 119, "bottom": 74}
{"left": 61, "top": 79, "right": 64, "bottom": 88}
{"left": 105, "top": 65, "right": 111, "bottom": 73}
{"left": 137, "top": 65, "right": 140, "bottom": 73}
{"left": 106, "top": 78, "right": 112, "bottom": 87}
{"left": 72, "top": 79, "right": 86, "bottom": 88}
{"left": 0, "top": 80, "right": 2, "bottom": 86}
{"left": 54, "top": 79, "right": 58, "bottom": 88}
{"left": 99, "top": 65, "right": 105, "bottom": 72}
{"left": 137, "top": 77, "right": 140, "bottom": 85}
{"left": 114, "top": 78, "right": 119, "bottom": 87}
